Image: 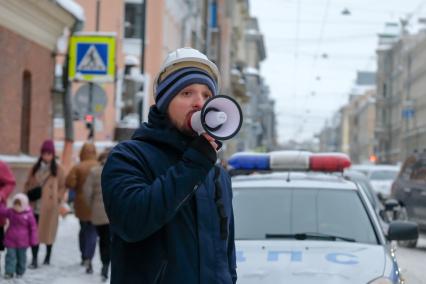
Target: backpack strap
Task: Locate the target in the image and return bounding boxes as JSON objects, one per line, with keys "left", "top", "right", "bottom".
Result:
{"left": 213, "top": 166, "right": 228, "bottom": 240}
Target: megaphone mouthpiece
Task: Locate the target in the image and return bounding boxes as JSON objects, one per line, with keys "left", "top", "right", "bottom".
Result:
{"left": 204, "top": 110, "right": 227, "bottom": 129}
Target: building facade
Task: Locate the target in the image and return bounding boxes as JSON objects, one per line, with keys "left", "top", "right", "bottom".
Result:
{"left": 375, "top": 28, "right": 426, "bottom": 163}
{"left": 0, "top": 0, "right": 81, "bottom": 156}
{"left": 318, "top": 71, "right": 376, "bottom": 163}
{"left": 5, "top": 0, "right": 275, "bottom": 163}
{"left": 0, "top": 0, "right": 82, "bottom": 191}
{"left": 348, "top": 90, "right": 376, "bottom": 164}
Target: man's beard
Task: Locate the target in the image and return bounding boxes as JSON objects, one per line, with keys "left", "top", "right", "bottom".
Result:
{"left": 168, "top": 113, "right": 196, "bottom": 137}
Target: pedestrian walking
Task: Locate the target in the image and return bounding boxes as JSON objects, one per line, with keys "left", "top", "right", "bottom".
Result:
{"left": 101, "top": 47, "right": 237, "bottom": 283}
{"left": 0, "top": 193, "right": 38, "bottom": 279}
{"left": 24, "top": 139, "right": 66, "bottom": 268}
{"left": 0, "top": 160, "right": 16, "bottom": 271}
{"left": 83, "top": 148, "right": 112, "bottom": 282}
{"left": 65, "top": 142, "right": 98, "bottom": 273}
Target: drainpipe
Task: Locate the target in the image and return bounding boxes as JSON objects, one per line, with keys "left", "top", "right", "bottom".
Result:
{"left": 139, "top": 0, "right": 147, "bottom": 125}
{"left": 61, "top": 19, "right": 84, "bottom": 172}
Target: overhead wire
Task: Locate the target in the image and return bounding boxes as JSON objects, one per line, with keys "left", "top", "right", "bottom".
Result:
{"left": 263, "top": 0, "right": 426, "bottom": 142}
{"left": 292, "top": 0, "right": 331, "bottom": 139}
{"left": 277, "top": 0, "right": 415, "bottom": 16}
{"left": 290, "top": 0, "right": 301, "bottom": 102}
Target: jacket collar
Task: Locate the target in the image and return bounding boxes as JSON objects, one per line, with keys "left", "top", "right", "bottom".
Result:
{"left": 131, "top": 105, "right": 194, "bottom": 153}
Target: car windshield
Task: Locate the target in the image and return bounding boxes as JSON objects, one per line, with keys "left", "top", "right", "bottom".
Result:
{"left": 369, "top": 170, "right": 398, "bottom": 181}
{"left": 232, "top": 187, "right": 378, "bottom": 245}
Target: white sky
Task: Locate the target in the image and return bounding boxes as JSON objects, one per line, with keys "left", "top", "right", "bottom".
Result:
{"left": 250, "top": 0, "right": 426, "bottom": 144}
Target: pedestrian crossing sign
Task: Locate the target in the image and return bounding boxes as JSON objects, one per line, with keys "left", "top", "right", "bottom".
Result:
{"left": 69, "top": 34, "right": 116, "bottom": 82}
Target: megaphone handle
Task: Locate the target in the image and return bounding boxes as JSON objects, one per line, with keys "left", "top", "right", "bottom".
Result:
{"left": 215, "top": 140, "right": 223, "bottom": 151}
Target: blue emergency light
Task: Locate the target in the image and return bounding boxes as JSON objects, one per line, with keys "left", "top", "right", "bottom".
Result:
{"left": 228, "top": 152, "right": 270, "bottom": 170}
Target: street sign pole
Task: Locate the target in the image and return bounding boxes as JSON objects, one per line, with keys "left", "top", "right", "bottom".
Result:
{"left": 88, "top": 82, "right": 95, "bottom": 140}
{"left": 89, "top": 2, "right": 100, "bottom": 142}
{"left": 68, "top": 30, "right": 116, "bottom": 141}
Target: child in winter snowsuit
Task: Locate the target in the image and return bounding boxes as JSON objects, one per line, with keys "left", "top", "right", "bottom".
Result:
{"left": 0, "top": 193, "right": 38, "bottom": 279}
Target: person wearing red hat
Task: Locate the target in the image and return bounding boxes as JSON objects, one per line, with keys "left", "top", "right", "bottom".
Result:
{"left": 24, "top": 139, "right": 66, "bottom": 269}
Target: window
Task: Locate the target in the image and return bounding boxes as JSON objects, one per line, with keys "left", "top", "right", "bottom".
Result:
{"left": 410, "top": 155, "right": 426, "bottom": 181}
{"left": 53, "top": 92, "right": 64, "bottom": 118}
{"left": 401, "top": 155, "right": 418, "bottom": 179}
{"left": 382, "top": 83, "right": 387, "bottom": 98}
{"left": 124, "top": 2, "right": 143, "bottom": 39}
{"left": 53, "top": 73, "right": 64, "bottom": 118}
{"left": 209, "top": 0, "right": 218, "bottom": 28}
{"left": 21, "top": 71, "right": 31, "bottom": 154}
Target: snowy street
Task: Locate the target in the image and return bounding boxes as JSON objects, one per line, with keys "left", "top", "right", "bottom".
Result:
{"left": 397, "top": 234, "right": 426, "bottom": 284}
{"left": 1, "top": 214, "right": 106, "bottom": 284}
{"left": 1, "top": 213, "right": 426, "bottom": 284}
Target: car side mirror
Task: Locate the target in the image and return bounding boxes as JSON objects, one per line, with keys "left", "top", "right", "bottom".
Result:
{"left": 384, "top": 199, "right": 399, "bottom": 211}
{"left": 376, "top": 192, "right": 383, "bottom": 201}
{"left": 388, "top": 221, "right": 418, "bottom": 241}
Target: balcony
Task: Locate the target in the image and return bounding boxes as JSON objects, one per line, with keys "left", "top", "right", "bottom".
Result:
{"left": 230, "top": 68, "right": 249, "bottom": 101}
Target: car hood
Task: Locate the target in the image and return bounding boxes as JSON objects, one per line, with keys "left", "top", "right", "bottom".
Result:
{"left": 236, "top": 240, "right": 390, "bottom": 284}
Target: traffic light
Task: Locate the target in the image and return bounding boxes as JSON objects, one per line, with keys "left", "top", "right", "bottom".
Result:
{"left": 85, "top": 114, "right": 94, "bottom": 140}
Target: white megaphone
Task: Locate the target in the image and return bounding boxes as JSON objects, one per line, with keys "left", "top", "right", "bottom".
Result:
{"left": 189, "top": 95, "right": 243, "bottom": 140}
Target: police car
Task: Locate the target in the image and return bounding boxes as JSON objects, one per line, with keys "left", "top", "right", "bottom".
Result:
{"left": 228, "top": 151, "right": 418, "bottom": 284}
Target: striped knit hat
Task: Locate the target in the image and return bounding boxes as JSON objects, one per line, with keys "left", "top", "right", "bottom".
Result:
{"left": 154, "top": 67, "right": 218, "bottom": 113}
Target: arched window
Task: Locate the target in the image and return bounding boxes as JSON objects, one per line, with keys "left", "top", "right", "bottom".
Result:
{"left": 21, "top": 70, "right": 32, "bottom": 154}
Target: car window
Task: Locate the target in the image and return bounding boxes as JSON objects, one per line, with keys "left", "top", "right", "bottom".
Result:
{"left": 369, "top": 170, "right": 398, "bottom": 180}
{"left": 400, "top": 155, "right": 417, "bottom": 179}
{"left": 410, "top": 156, "right": 426, "bottom": 180}
{"left": 357, "top": 180, "right": 378, "bottom": 209}
{"left": 400, "top": 155, "right": 426, "bottom": 181}
{"left": 232, "top": 187, "right": 378, "bottom": 245}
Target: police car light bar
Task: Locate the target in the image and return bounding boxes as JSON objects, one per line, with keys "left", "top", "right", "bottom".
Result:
{"left": 228, "top": 151, "right": 351, "bottom": 173}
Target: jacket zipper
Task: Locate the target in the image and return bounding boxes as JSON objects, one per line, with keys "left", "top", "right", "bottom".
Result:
{"left": 154, "top": 260, "right": 168, "bottom": 284}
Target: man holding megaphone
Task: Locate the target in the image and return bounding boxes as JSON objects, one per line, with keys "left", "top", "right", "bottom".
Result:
{"left": 102, "top": 48, "right": 238, "bottom": 284}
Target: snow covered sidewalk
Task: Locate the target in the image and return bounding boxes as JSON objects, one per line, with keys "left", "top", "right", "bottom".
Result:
{"left": 1, "top": 214, "right": 107, "bottom": 284}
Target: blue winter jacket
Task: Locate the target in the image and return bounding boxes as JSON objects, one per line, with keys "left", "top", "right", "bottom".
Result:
{"left": 101, "top": 106, "right": 237, "bottom": 284}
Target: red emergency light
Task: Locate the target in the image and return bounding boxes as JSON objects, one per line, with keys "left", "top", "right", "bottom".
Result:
{"left": 309, "top": 153, "right": 351, "bottom": 172}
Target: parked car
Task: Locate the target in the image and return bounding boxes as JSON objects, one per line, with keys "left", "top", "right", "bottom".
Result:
{"left": 349, "top": 164, "right": 377, "bottom": 176}
{"left": 391, "top": 153, "right": 426, "bottom": 247}
{"left": 351, "top": 164, "right": 400, "bottom": 198}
